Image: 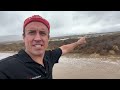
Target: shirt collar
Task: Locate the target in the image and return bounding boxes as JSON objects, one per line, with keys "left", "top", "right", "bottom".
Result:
{"left": 18, "top": 49, "right": 35, "bottom": 63}
{"left": 18, "top": 49, "right": 48, "bottom": 64}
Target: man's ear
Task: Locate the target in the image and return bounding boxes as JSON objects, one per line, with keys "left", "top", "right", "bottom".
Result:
{"left": 48, "top": 35, "right": 50, "bottom": 39}
{"left": 22, "top": 34, "right": 25, "bottom": 42}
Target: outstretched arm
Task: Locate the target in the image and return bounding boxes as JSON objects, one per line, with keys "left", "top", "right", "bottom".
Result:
{"left": 60, "top": 37, "right": 86, "bottom": 55}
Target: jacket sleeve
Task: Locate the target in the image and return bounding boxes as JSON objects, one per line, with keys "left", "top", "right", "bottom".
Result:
{"left": 51, "top": 48, "right": 62, "bottom": 63}
{"left": 45, "top": 48, "right": 62, "bottom": 64}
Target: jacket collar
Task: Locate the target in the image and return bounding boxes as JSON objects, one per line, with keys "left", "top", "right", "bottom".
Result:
{"left": 18, "top": 49, "right": 47, "bottom": 63}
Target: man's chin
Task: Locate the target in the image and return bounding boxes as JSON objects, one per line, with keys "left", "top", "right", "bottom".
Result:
{"left": 32, "top": 51, "right": 45, "bottom": 56}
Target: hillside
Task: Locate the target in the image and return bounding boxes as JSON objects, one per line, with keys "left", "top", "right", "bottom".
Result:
{"left": 0, "top": 35, "right": 22, "bottom": 44}
{"left": 0, "top": 31, "right": 120, "bottom": 56}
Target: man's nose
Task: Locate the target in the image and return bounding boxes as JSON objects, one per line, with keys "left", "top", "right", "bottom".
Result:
{"left": 34, "top": 33, "right": 41, "bottom": 41}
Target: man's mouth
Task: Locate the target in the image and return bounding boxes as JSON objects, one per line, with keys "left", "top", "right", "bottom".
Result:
{"left": 35, "top": 45, "right": 41, "bottom": 47}
{"left": 33, "top": 44, "right": 43, "bottom": 48}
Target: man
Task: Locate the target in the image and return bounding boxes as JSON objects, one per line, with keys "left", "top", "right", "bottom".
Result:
{"left": 0, "top": 15, "right": 86, "bottom": 79}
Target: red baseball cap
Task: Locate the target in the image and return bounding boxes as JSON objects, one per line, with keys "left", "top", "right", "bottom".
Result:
{"left": 23, "top": 15, "right": 50, "bottom": 31}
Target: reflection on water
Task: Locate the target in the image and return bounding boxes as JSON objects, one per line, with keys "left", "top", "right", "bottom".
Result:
{"left": 0, "top": 53, "right": 120, "bottom": 79}
{"left": 0, "top": 53, "right": 15, "bottom": 60}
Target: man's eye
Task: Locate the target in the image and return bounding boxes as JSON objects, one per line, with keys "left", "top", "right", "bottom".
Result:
{"left": 40, "top": 32, "right": 46, "bottom": 36}
{"left": 28, "top": 31, "right": 36, "bottom": 35}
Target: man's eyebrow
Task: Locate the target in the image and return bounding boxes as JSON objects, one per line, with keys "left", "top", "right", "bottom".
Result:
{"left": 28, "top": 29, "right": 36, "bottom": 31}
{"left": 27, "top": 29, "right": 47, "bottom": 33}
{"left": 39, "top": 30, "right": 46, "bottom": 32}
{"left": 27, "top": 30, "right": 37, "bottom": 32}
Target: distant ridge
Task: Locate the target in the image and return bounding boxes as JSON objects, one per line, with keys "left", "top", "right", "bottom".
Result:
{"left": 0, "top": 31, "right": 120, "bottom": 56}
{"left": 0, "top": 35, "right": 22, "bottom": 44}
{"left": 50, "top": 31, "right": 120, "bottom": 40}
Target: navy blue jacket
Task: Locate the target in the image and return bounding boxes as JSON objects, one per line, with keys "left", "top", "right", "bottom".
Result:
{"left": 0, "top": 48, "right": 62, "bottom": 79}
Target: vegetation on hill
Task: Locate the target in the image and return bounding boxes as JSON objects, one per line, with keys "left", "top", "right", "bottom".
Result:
{"left": 0, "top": 31, "right": 120, "bottom": 56}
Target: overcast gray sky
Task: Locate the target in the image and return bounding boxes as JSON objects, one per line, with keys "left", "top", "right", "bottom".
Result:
{"left": 0, "top": 11, "right": 120, "bottom": 37}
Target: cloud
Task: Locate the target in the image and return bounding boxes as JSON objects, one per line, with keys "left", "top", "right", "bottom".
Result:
{"left": 0, "top": 11, "right": 23, "bottom": 36}
{"left": 0, "top": 11, "right": 120, "bottom": 37}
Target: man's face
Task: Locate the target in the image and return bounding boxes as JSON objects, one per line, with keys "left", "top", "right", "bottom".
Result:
{"left": 23, "top": 21, "right": 49, "bottom": 56}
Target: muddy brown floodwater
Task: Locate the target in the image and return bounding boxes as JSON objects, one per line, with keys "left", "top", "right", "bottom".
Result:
{"left": 53, "top": 54, "right": 120, "bottom": 79}
{"left": 1, "top": 53, "right": 120, "bottom": 79}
